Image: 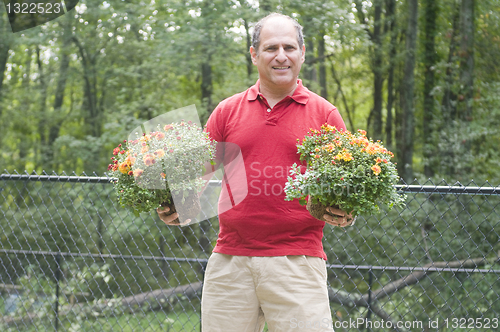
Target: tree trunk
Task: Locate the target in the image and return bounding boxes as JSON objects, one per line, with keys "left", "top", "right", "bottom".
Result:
{"left": 47, "top": 14, "right": 73, "bottom": 169}
{"left": 317, "top": 33, "right": 328, "bottom": 99}
{"left": 422, "top": 0, "right": 438, "bottom": 178}
{"left": 372, "top": 0, "right": 384, "bottom": 141}
{"left": 0, "top": 11, "right": 13, "bottom": 116}
{"left": 441, "top": 6, "right": 460, "bottom": 123}
{"left": 201, "top": 58, "right": 213, "bottom": 116}
{"left": 397, "top": 0, "right": 418, "bottom": 182}
{"left": 243, "top": 18, "right": 253, "bottom": 81}
{"left": 301, "top": 17, "right": 317, "bottom": 86}
{"left": 458, "top": 0, "right": 474, "bottom": 122}
{"left": 385, "top": 0, "right": 397, "bottom": 151}
{"left": 36, "top": 45, "right": 49, "bottom": 163}
{"left": 457, "top": 0, "right": 475, "bottom": 178}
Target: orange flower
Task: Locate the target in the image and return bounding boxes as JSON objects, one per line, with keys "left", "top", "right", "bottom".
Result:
{"left": 323, "top": 143, "right": 336, "bottom": 152}
{"left": 342, "top": 152, "right": 353, "bottom": 162}
{"left": 140, "top": 146, "right": 149, "bottom": 154}
{"left": 375, "top": 157, "right": 383, "bottom": 164}
{"left": 371, "top": 164, "right": 382, "bottom": 175}
{"left": 125, "top": 155, "right": 136, "bottom": 165}
{"left": 366, "top": 143, "right": 381, "bottom": 155}
{"left": 133, "top": 169, "right": 144, "bottom": 177}
{"left": 357, "top": 129, "right": 367, "bottom": 136}
{"left": 160, "top": 172, "right": 166, "bottom": 179}
{"left": 143, "top": 154, "right": 155, "bottom": 166}
{"left": 113, "top": 147, "right": 120, "bottom": 155}
{"left": 156, "top": 132, "right": 165, "bottom": 140}
{"left": 164, "top": 124, "right": 173, "bottom": 131}
{"left": 155, "top": 149, "right": 165, "bottom": 158}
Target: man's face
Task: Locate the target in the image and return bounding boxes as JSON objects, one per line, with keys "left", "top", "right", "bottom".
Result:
{"left": 250, "top": 17, "right": 305, "bottom": 91}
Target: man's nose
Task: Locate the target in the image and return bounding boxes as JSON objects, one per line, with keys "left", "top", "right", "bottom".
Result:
{"left": 275, "top": 47, "right": 287, "bottom": 62}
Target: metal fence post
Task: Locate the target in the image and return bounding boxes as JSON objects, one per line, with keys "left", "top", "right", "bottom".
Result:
{"left": 54, "top": 252, "right": 61, "bottom": 331}
{"left": 365, "top": 268, "right": 373, "bottom": 331}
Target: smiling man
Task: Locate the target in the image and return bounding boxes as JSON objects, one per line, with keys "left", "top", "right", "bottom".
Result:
{"left": 158, "top": 13, "right": 353, "bottom": 332}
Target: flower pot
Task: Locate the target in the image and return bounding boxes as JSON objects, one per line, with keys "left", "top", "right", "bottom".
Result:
{"left": 306, "top": 199, "right": 340, "bottom": 222}
{"left": 161, "top": 192, "right": 201, "bottom": 223}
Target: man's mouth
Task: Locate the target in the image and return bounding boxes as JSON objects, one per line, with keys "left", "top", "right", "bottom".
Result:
{"left": 272, "top": 66, "right": 290, "bottom": 70}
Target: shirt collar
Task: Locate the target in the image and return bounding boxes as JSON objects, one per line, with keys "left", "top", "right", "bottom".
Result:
{"left": 247, "top": 79, "right": 309, "bottom": 105}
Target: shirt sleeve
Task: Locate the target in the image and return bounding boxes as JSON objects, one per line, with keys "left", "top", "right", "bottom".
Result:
{"left": 326, "top": 106, "right": 347, "bottom": 131}
{"left": 204, "top": 102, "right": 227, "bottom": 170}
{"left": 204, "top": 103, "right": 224, "bottom": 143}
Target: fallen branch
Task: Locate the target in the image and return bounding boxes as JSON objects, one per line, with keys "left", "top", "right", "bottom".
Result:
{"left": 1, "top": 281, "right": 203, "bottom": 327}
{"left": 361, "top": 257, "right": 488, "bottom": 303}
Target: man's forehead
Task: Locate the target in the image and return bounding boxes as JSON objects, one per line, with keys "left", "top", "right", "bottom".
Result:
{"left": 259, "top": 20, "right": 299, "bottom": 47}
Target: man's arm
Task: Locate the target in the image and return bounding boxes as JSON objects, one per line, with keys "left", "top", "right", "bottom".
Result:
{"left": 323, "top": 207, "right": 356, "bottom": 227}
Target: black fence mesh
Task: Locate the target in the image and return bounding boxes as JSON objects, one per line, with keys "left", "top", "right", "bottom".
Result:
{"left": 0, "top": 172, "right": 499, "bottom": 331}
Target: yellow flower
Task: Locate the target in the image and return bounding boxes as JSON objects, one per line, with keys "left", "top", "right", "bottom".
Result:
{"left": 118, "top": 162, "right": 130, "bottom": 174}
{"left": 321, "top": 124, "right": 337, "bottom": 132}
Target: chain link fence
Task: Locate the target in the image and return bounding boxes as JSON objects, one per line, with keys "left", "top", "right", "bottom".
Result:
{"left": 0, "top": 171, "right": 499, "bottom": 331}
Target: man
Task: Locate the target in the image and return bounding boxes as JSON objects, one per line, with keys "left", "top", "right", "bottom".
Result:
{"left": 158, "top": 13, "right": 354, "bottom": 332}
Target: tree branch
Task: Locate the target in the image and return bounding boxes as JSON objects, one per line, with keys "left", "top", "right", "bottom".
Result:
{"left": 1, "top": 282, "right": 203, "bottom": 327}
{"left": 361, "top": 257, "right": 489, "bottom": 304}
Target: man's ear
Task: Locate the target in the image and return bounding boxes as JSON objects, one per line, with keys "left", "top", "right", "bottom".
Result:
{"left": 250, "top": 46, "right": 258, "bottom": 65}
{"left": 301, "top": 44, "right": 306, "bottom": 63}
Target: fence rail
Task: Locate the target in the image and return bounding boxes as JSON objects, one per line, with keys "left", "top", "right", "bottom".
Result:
{"left": 1, "top": 172, "right": 499, "bottom": 331}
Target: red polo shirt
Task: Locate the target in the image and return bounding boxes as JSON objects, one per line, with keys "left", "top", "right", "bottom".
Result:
{"left": 205, "top": 79, "right": 346, "bottom": 260}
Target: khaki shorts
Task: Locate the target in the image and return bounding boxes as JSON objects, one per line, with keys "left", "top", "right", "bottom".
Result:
{"left": 201, "top": 253, "right": 335, "bottom": 332}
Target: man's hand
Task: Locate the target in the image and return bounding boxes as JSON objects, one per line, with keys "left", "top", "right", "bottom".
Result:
{"left": 323, "top": 207, "right": 356, "bottom": 227}
{"left": 156, "top": 207, "right": 191, "bottom": 226}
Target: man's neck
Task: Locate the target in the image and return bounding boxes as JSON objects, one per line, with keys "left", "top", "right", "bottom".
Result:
{"left": 259, "top": 80, "right": 298, "bottom": 108}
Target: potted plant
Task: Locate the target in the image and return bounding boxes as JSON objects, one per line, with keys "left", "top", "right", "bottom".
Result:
{"left": 284, "top": 124, "right": 405, "bottom": 222}
{"left": 108, "top": 120, "right": 216, "bottom": 222}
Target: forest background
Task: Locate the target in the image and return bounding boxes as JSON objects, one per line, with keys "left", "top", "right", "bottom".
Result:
{"left": 0, "top": 0, "right": 499, "bottom": 184}
{"left": 1, "top": 1, "right": 500, "bottom": 329}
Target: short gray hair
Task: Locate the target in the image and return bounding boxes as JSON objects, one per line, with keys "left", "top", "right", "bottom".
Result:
{"left": 251, "top": 13, "right": 304, "bottom": 53}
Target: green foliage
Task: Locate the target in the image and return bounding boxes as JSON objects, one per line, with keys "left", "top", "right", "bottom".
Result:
{"left": 108, "top": 121, "right": 216, "bottom": 215}
{"left": 285, "top": 125, "right": 404, "bottom": 216}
